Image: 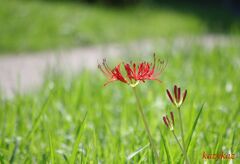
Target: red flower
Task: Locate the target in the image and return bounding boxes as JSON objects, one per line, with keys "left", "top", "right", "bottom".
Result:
{"left": 98, "top": 54, "right": 166, "bottom": 86}
{"left": 166, "top": 85, "right": 187, "bottom": 108}
{"left": 163, "top": 112, "right": 175, "bottom": 131}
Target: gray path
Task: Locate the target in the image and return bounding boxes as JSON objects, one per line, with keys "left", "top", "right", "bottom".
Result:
{"left": 0, "top": 36, "right": 238, "bottom": 98}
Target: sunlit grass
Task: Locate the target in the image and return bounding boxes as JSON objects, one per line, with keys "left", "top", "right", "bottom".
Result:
{"left": 0, "top": 0, "right": 208, "bottom": 53}
{"left": 2, "top": 1, "right": 239, "bottom": 54}
{"left": 0, "top": 43, "right": 239, "bottom": 163}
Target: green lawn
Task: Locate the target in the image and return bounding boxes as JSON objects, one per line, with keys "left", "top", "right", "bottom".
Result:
{"left": 0, "top": 43, "right": 239, "bottom": 163}
{"left": 1, "top": 0, "right": 239, "bottom": 53}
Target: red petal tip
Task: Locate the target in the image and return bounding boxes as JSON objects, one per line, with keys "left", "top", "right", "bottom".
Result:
{"left": 174, "top": 85, "right": 178, "bottom": 100}
{"left": 182, "top": 90, "right": 187, "bottom": 103}
{"left": 163, "top": 116, "right": 169, "bottom": 127}
{"left": 177, "top": 87, "right": 181, "bottom": 103}
{"left": 166, "top": 89, "right": 174, "bottom": 104}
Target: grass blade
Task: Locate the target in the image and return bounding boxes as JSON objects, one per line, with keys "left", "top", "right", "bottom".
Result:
{"left": 0, "top": 153, "right": 4, "bottom": 164}
{"left": 230, "top": 129, "right": 236, "bottom": 153}
{"left": 127, "top": 143, "right": 150, "bottom": 161}
{"left": 69, "top": 112, "right": 87, "bottom": 164}
{"left": 186, "top": 104, "right": 204, "bottom": 153}
{"left": 160, "top": 129, "right": 172, "bottom": 164}
{"left": 9, "top": 138, "right": 19, "bottom": 164}
{"left": 137, "top": 150, "right": 148, "bottom": 164}
{"left": 48, "top": 131, "right": 55, "bottom": 164}
{"left": 25, "top": 92, "right": 53, "bottom": 141}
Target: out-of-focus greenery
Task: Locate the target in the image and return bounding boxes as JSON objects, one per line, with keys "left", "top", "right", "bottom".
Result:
{"left": 0, "top": 42, "right": 239, "bottom": 163}
{"left": 27, "top": 0, "right": 240, "bottom": 8}
{"left": 1, "top": 0, "right": 239, "bottom": 53}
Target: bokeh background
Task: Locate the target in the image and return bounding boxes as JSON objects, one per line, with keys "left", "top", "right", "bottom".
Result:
{"left": 1, "top": 0, "right": 240, "bottom": 52}
{"left": 0, "top": 0, "right": 240, "bottom": 163}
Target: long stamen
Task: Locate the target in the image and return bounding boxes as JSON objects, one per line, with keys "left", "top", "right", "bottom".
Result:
{"left": 158, "top": 60, "right": 167, "bottom": 73}
{"left": 98, "top": 64, "right": 111, "bottom": 78}
{"left": 102, "top": 59, "right": 112, "bottom": 74}
{"left": 153, "top": 53, "right": 156, "bottom": 68}
{"left": 153, "top": 58, "right": 166, "bottom": 77}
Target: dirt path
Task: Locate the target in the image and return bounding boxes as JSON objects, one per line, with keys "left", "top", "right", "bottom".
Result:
{"left": 0, "top": 36, "right": 238, "bottom": 98}
{"left": 0, "top": 42, "right": 153, "bottom": 97}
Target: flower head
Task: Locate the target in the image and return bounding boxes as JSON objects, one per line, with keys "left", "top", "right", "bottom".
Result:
{"left": 166, "top": 85, "right": 187, "bottom": 108}
{"left": 163, "top": 112, "right": 175, "bottom": 131}
{"left": 98, "top": 54, "right": 166, "bottom": 87}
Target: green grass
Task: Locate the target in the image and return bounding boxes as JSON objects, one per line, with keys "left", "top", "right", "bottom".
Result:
{"left": 0, "top": 43, "right": 240, "bottom": 163}
{"left": 2, "top": 0, "right": 240, "bottom": 54}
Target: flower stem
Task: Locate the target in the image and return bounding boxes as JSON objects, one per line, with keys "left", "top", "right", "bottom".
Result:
{"left": 177, "top": 108, "right": 190, "bottom": 164}
{"left": 172, "top": 131, "right": 185, "bottom": 156}
{"left": 132, "top": 87, "right": 160, "bottom": 164}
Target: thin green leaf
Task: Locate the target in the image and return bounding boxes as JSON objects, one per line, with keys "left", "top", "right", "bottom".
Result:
{"left": 214, "top": 135, "right": 223, "bottom": 155}
{"left": 0, "top": 153, "right": 4, "bottom": 164}
{"left": 127, "top": 143, "right": 150, "bottom": 161}
{"left": 25, "top": 91, "right": 53, "bottom": 141}
{"left": 160, "top": 129, "right": 172, "bottom": 164}
{"left": 48, "top": 131, "right": 55, "bottom": 164}
{"left": 231, "top": 129, "right": 236, "bottom": 153}
{"left": 9, "top": 139, "right": 19, "bottom": 164}
{"left": 69, "top": 112, "right": 87, "bottom": 164}
{"left": 137, "top": 149, "right": 148, "bottom": 164}
{"left": 186, "top": 104, "right": 204, "bottom": 153}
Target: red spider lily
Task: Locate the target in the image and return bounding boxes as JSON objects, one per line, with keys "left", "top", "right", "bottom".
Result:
{"left": 166, "top": 85, "right": 187, "bottom": 108}
{"left": 98, "top": 54, "right": 167, "bottom": 87}
{"left": 163, "top": 112, "right": 175, "bottom": 131}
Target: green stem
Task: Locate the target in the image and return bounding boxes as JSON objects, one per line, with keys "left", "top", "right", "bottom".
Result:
{"left": 132, "top": 87, "right": 161, "bottom": 164}
{"left": 172, "top": 131, "right": 185, "bottom": 157}
{"left": 177, "top": 108, "right": 190, "bottom": 164}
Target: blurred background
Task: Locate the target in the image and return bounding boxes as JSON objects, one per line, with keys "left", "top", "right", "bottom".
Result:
{"left": 0, "top": 0, "right": 240, "bottom": 53}
{"left": 0, "top": 0, "right": 240, "bottom": 163}
{"left": 1, "top": 0, "right": 240, "bottom": 96}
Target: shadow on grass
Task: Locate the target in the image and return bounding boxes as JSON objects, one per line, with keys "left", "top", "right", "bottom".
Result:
{"left": 40, "top": 0, "right": 240, "bottom": 34}
{"left": 152, "top": 1, "right": 240, "bottom": 34}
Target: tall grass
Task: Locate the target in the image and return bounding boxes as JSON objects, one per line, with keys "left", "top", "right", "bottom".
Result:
{"left": 0, "top": 0, "right": 214, "bottom": 53}
{"left": 0, "top": 44, "right": 240, "bottom": 163}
